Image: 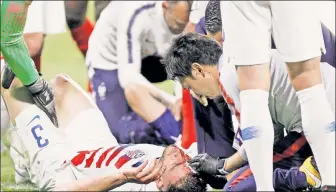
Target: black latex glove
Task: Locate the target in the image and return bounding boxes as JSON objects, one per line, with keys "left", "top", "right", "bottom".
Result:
{"left": 188, "top": 153, "right": 227, "bottom": 176}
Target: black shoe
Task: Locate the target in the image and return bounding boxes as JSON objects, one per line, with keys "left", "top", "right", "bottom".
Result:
{"left": 27, "top": 77, "right": 59, "bottom": 127}
{"left": 2, "top": 65, "right": 16, "bottom": 89}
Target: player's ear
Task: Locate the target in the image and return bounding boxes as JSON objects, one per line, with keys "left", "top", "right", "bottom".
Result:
{"left": 191, "top": 63, "right": 205, "bottom": 78}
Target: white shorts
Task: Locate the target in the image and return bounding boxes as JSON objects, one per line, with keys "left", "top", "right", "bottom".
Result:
{"left": 220, "top": 1, "right": 326, "bottom": 65}
{"left": 25, "top": 1, "right": 66, "bottom": 34}
{"left": 189, "top": 1, "right": 209, "bottom": 24}
{"left": 13, "top": 105, "right": 118, "bottom": 190}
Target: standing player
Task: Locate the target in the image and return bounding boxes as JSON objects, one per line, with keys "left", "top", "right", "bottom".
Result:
{"left": 219, "top": 2, "right": 335, "bottom": 190}
{"left": 163, "top": 33, "right": 335, "bottom": 191}
{"left": 23, "top": 1, "right": 66, "bottom": 72}
{"left": 86, "top": 1, "right": 192, "bottom": 139}
{"left": 65, "top": 1, "right": 110, "bottom": 57}
{"left": 65, "top": 1, "right": 110, "bottom": 92}
{"left": 1, "top": 0, "right": 58, "bottom": 126}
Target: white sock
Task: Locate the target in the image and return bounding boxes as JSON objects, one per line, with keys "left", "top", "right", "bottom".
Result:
{"left": 240, "top": 90, "right": 275, "bottom": 191}
{"left": 297, "top": 84, "right": 335, "bottom": 186}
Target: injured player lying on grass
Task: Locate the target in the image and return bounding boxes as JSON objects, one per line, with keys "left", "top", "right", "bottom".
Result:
{"left": 1, "top": 72, "right": 210, "bottom": 191}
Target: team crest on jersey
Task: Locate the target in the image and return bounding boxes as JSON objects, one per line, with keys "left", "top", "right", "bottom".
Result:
{"left": 126, "top": 149, "right": 145, "bottom": 159}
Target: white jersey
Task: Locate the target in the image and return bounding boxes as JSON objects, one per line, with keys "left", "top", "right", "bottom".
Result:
{"left": 11, "top": 95, "right": 164, "bottom": 191}
{"left": 219, "top": 50, "right": 335, "bottom": 150}
{"left": 86, "top": 1, "right": 179, "bottom": 71}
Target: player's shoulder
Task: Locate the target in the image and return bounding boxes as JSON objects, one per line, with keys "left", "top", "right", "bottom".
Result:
{"left": 115, "top": 1, "right": 156, "bottom": 21}
{"left": 120, "top": 1, "right": 156, "bottom": 11}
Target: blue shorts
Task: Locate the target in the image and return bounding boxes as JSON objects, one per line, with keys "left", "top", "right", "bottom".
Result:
{"left": 90, "top": 56, "right": 167, "bottom": 141}
{"left": 117, "top": 109, "right": 181, "bottom": 145}
{"left": 91, "top": 69, "right": 130, "bottom": 140}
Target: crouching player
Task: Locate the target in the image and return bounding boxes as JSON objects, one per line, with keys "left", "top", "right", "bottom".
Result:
{"left": 117, "top": 82, "right": 183, "bottom": 145}
{"left": 163, "top": 33, "right": 335, "bottom": 191}
{"left": 1, "top": 71, "right": 207, "bottom": 191}
{"left": 121, "top": 81, "right": 236, "bottom": 160}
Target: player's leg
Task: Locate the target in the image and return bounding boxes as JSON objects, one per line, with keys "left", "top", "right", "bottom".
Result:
{"left": 0, "top": 1, "right": 39, "bottom": 85}
{"left": 1, "top": 1, "right": 58, "bottom": 126}
{"left": 51, "top": 74, "right": 118, "bottom": 150}
{"left": 223, "top": 165, "right": 256, "bottom": 191}
{"left": 124, "top": 83, "right": 182, "bottom": 144}
{"left": 90, "top": 69, "right": 130, "bottom": 140}
{"left": 23, "top": 33, "right": 44, "bottom": 72}
{"left": 270, "top": 1, "right": 335, "bottom": 186}
{"left": 65, "top": 1, "right": 93, "bottom": 92}
{"left": 65, "top": 0, "right": 93, "bottom": 57}
{"left": 22, "top": 1, "right": 46, "bottom": 73}
{"left": 94, "top": 1, "right": 110, "bottom": 21}
{"left": 220, "top": 2, "right": 274, "bottom": 190}
{"left": 224, "top": 132, "right": 315, "bottom": 191}
{"left": 1, "top": 77, "right": 67, "bottom": 190}
{"left": 224, "top": 164, "right": 318, "bottom": 191}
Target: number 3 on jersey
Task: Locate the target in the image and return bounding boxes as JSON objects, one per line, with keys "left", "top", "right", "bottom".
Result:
{"left": 31, "top": 124, "right": 49, "bottom": 148}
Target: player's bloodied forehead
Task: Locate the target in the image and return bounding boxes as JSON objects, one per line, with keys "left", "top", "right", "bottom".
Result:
{"left": 156, "top": 145, "right": 192, "bottom": 188}
{"left": 156, "top": 145, "right": 207, "bottom": 191}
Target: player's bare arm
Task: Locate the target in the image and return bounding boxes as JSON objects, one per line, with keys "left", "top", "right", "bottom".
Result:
{"left": 54, "top": 160, "right": 163, "bottom": 191}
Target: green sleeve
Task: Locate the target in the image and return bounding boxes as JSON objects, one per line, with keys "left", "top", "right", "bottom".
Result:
{"left": 1, "top": 0, "right": 39, "bottom": 86}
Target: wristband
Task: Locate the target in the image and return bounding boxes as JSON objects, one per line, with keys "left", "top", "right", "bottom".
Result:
{"left": 217, "top": 158, "right": 229, "bottom": 175}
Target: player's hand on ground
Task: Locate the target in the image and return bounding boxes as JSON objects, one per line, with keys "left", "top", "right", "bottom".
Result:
{"left": 188, "top": 153, "right": 227, "bottom": 176}
{"left": 122, "top": 159, "right": 165, "bottom": 184}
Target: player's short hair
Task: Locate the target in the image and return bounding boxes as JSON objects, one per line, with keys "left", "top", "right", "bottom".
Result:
{"left": 166, "top": 173, "right": 207, "bottom": 192}
{"left": 205, "top": 0, "right": 222, "bottom": 34}
{"left": 162, "top": 33, "right": 222, "bottom": 79}
{"left": 167, "top": 1, "right": 194, "bottom": 11}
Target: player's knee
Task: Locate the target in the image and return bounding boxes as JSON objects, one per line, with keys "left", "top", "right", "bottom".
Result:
{"left": 124, "top": 83, "right": 146, "bottom": 106}
{"left": 286, "top": 56, "right": 322, "bottom": 91}
{"left": 236, "top": 64, "right": 271, "bottom": 91}
{"left": 23, "top": 33, "right": 44, "bottom": 57}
